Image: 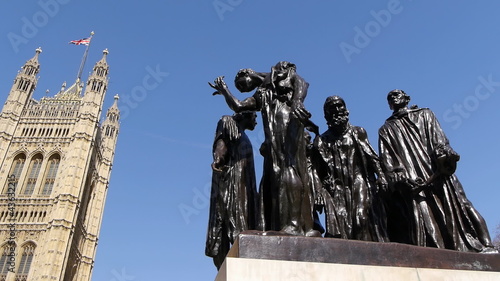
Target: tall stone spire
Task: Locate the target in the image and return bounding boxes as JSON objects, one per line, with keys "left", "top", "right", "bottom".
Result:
{"left": 101, "top": 94, "right": 120, "bottom": 139}
{"left": 0, "top": 48, "right": 42, "bottom": 154}
{"left": 6, "top": 47, "right": 41, "bottom": 108}
{"left": 80, "top": 49, "right": 110, "bottom": 123}
{"left": 104, "top": 94, "right": 120, "bottom": 128}
{"left": 86, "top": 49, "right": 109, "bottom": 94}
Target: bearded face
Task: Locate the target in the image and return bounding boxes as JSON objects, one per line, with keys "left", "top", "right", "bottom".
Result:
{"left": 328, "top": 110, "right": 349, "bottom": 127}
{"left": 324, "top": 97, "right": 349, "bottom": 128}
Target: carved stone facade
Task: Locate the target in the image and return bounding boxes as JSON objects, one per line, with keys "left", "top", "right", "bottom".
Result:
{"left": 0, "top": 48, "right": 120, "bottom": 281}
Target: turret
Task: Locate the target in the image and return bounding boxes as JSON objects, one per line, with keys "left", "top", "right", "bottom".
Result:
{"left": 75, "top": 95, "right": 120, "bottom": 279}
{"left": 100, "top": 94, "right": 120, "bottom": 180}
{"left": 2, "top": 47, "right": 41, "bottom": 117}
{"left": 0, "top": 48, "right": 42, "bottom": 172}
{"left": 101, "top": 94, "right": 120, "bottom": 143}
{"left": 80, "top": 49, "right": 109, "bottom": 123}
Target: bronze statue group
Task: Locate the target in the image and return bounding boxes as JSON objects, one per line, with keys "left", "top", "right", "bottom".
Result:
{"left": 205, "top": 62, "right": 497, "bottom": 270}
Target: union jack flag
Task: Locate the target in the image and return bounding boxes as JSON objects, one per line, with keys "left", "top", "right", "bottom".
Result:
{"left": 69, "top": 37, "right": 91, "bottom": 46}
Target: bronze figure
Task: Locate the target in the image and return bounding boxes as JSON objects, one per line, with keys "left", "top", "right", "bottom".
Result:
{"left": 313, "top": 96, "right": 388, "bottom": 241}
{"left": 205, "top": 111, "right": 259, "bottom": 269}
{"left": 210, "top": 62, "right": 319, "bottom": 237}
{"left": 378, "top": 89, "right": 496, "bottom": 253}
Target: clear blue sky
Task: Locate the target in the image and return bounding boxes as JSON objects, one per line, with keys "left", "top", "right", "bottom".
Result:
{"left": 1, "top": 1, "right": 499, "bottom": 280}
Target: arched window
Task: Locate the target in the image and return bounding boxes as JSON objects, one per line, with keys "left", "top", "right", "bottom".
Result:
{"left": 0, "top": 244, "right": 15, "bottom": 280}
{"left": 16, "top": 79, "right": 24, "bottom": 90}
{"left": 15, "top": 243, "right": 35, "bottom": 281}
{"left": 23, "top": 154, "right": 43, "bottom": 195}
{"left": 40, "top": 155, "right": 60, "bottom": 195}
{"left": 3, "top": 154, "right": 25, "bottom": 194}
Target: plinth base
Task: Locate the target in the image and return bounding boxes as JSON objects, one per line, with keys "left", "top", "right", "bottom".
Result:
{"left": 215, "top": 232, "right": 500, "bottom": 281}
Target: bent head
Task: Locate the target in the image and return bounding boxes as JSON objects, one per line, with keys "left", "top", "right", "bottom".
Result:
{"left": 272, "top": 61, "right": 296, "bottom": 73}
{"left": 234, "top": 69, "right": 264, "bottom": 93}
{"left": 272, "top": 61, "right": 296, "bottom": 81}
{"left": 234, "top": 111, "right": 257, "bottom": 131}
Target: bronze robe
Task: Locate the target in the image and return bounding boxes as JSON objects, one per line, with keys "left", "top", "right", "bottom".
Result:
{"left": 379, "top": 108, "right": 492, "bottom": 251}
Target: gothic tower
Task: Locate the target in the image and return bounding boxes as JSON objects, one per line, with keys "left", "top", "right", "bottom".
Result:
{"left": 0, "top": 48, "right": 120, "bottom": 281}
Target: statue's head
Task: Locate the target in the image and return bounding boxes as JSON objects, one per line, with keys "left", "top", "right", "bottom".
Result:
{"left": 272, "top": 61, "right": 296, "bottom": 72}
{"left": 234, "top": 69, "right": 262, "bottom": 93}
{"left": 271, "top": 61, "right": 296, "bottom": 81}
{"left": 324, "top": 95, "right": 349, "bottom": 128}
{"left": 304, "top": 130, "right": 313, "bottom": 152}
{"left": 387, "top": 89, "right": 410, "bottom": 111}
{"left": 234, "top": 110, "right": 257, "bottom": 131}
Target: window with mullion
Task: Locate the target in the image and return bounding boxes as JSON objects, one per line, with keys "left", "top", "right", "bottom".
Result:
{"left": 15, "top": 244, "right": 34, "bottom": 280}
{"left": 0, "top": 253, "right": 6, "bottom": 274}
{"left": 0, "top": 245, "right": 12, "bottom": 279}
{"left": 3, "top": 155, "right": 25, "bottom": 194}
{"left": 23, "top": 156, "right": 42, "bottom": 195}
{"left": 41, "top": 157, "right": 60, "bottom": 195}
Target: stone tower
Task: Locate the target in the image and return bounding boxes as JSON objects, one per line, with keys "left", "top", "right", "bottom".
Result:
{"left": 0, "top": 48, "right": 120, "bottom": 281}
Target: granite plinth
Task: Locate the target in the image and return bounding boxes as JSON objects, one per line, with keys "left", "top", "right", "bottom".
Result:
{"left": 215, "top": 232, "right": 500, "bottom": 281}
{"left": 231, "top": 232, "right": 500, "bottom": 271}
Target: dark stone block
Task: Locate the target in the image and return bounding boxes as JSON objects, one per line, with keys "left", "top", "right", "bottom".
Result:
{"left": 231, "top": 232, "right": 500, "bottom": 272}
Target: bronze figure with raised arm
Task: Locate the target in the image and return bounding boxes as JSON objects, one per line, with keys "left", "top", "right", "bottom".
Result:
{"left": 209, "top": 62, "right": 320, "bottom": 237}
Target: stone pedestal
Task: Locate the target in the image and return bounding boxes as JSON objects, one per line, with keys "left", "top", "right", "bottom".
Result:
{"left": 215, "top": 233, "right": 500, "bottom": 281}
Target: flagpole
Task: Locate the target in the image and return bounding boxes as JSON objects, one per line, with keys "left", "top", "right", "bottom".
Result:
{"left": 76, "top": 31, "right": 94, "bottom": 81}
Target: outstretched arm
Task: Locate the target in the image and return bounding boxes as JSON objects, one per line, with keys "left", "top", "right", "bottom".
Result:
{"left": 209, "top": 76, "right": 257, "bottom": 112}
